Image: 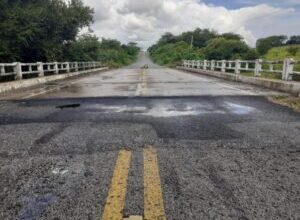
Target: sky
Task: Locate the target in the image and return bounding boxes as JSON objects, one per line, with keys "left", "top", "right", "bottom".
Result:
{"left": 81, "top": 0, "right": 300, "bottom": 49}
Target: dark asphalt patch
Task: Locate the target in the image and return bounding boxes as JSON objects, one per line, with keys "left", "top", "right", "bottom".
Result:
{"left": 34, "top": 124, "right": 68, "bottom": 145}
{"left": 1, "top": 96, "right": 298, "bottom": 142}
{"left": 0, "top": 96, "right": 299, "bottom": 219}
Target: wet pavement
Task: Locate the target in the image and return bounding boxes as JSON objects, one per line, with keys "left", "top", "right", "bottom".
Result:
{"left": 0, "top": 53, "right": 285, "bottom": 101}
{"left": 0, "top": 53, "right": 299, "bottom": 220}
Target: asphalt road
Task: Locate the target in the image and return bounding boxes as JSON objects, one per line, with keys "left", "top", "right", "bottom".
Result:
{"left": 0, "top": 53, "right": 299, "bottom": 220}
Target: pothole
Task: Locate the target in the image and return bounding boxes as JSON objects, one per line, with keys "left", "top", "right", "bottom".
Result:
{"left": 56, "top": 104, "right": 80, "bottom": 109}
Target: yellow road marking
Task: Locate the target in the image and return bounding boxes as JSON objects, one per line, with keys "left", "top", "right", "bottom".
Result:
{"left": 102, "top": 150, "right": 132, "bottom": 220}
{"left": 123, "top": 215, "right": 143, "bottom": 220}
{"left": 144, "top": 147, "right": 166, "bottom": 220}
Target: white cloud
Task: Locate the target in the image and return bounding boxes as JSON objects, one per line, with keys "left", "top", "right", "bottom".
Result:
{"left": 82, "top": 0, "right": 294, "bottom": 48}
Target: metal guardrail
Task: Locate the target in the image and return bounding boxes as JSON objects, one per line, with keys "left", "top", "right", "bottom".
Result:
{"left": 0, "top": 61, "right": 104, "bottom": 81}
{"left": 182, "top": 59, "right": 300, "bottom": 81}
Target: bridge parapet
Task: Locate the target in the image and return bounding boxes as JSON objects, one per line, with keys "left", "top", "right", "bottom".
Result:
{"left": 0, "top": 61, "right": 104, "bottom": 81}
{"left": 182, "top": 59, "right": 300, "bottom": 81}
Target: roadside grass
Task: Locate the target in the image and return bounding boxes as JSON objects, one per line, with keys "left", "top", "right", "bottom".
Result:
{"left": 240, "top": 71, "right": 282, "bottom": 80}
{"left": 260, "top": 45, "right": 300, "bottom": 81}
{"left": 240, "top": 71, "right": 300, "bottom": 81}
{"left": 268, "top": 95, "right": 300, "bottom": 112}
{"left": 264, "top": 45, "right": 300, "bottom": 60}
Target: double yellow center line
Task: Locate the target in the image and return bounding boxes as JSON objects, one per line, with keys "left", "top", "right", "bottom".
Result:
{"left": 102, "top": 147, "right": 166, "bottom": 220}
{"left": 101, "top": 150, "right": 132, "bottom": 220}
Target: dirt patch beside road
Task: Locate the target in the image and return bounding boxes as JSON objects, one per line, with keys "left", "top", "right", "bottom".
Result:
{"left": 269, "top": 95, "right": 300, "bottom": 112}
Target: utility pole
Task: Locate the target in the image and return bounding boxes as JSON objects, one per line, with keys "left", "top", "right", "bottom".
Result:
{"left": 190, "top": 35, "right": 194, "bottom": 49}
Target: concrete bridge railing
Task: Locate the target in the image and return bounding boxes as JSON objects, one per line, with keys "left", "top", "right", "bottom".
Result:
{"left": 182, "top": 59, "right": 300, "bottom": 81}
{"left": 0, "top": 61, "right": 105, "bottom": 81}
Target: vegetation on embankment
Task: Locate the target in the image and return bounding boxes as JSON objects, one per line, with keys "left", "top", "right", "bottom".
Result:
{"left": 263, "top": 45, "right": 300, "bottom": 60}
{"left": 149, "top": 41, "right": 204, "bottom": 66}
{"left": 148, "top": 29, "right": 300, "bottom": 67}
{"left": 148, "top": 29, "right": 258, "bottom": 67}
{"left": 65, "top": 36, "right": 140, "bottom": 68}
{"left": 0, "top": 0, "right": 139, "bottom": 67}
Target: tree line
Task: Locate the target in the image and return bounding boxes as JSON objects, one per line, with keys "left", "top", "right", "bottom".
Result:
{"left": 0, "top": 0, "right": 139, "bottom": 67}
{"left": 256, "top": 35, "right": 300, "bottom": 55}
{"left": 148, "top": 28, "right": 300, "bottom": 66}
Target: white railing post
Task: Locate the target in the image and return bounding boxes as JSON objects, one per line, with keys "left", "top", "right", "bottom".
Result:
{"left": 66, "top": 62, "right": 70, "bottom": 73}
{"left": 254, "top": 59, "right": 262, "bottom": 77}
{"left": 245, "top": 62, "right": 249, "bottom": 71}
{"left": 54, "top": 62, "right": 59, "bottom": 75}
{"left": 14, "top": 62, "right": 22, "bottom": 80}
{"left": 75, "top": 62, "right": 79, "bottom": 72}
{"left": 211, "top": 60, "right": 215, "bottom": 71}
{"left": 235, "top": 60, "right": 241, "bottom": 74}
{"left": 269, "top": 63, "right": 274, "bottom": 72}
{"left": 203, "top": 60, "right": 207, "bottom": 70}
{"left": 197, "top": 60, "right": 200, "bottom": 69}
{"left": 0, "top": 65, "right": 5, "bottom": 76}
{"left": 37, "top": 62, "right": 44, "bottom": 77}
{"left": 221, "top": 60, "right": 226, "bottom": 72}
{"left": 282, "top": 58, "right": 294, "bottom": 81}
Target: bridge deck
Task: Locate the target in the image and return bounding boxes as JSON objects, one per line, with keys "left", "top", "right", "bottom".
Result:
{"left": 0, "top": 54, "right": 299, "bottom": 219}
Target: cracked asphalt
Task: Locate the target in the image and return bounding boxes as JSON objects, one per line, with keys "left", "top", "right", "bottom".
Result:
{"left": 0, "top": 53, "right": 299, "bottom": 220}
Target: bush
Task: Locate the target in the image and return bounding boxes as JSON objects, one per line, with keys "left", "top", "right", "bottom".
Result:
{"left": 149, "top": 28, "right": 252, "bottom": 65}
{"left": 287, "top": 47, "right": 299, "bottom": 56}
{"left": 203, "top": 38, "right": 250, "bottom": 60}
{"left": 149, "top": 41, "right": 204, "bottom": 66}
{"left": 98, "top": 39, "right": 140, "bottom": 67}
{"left": 256, "top": 35, "right": 287, "bottom": 55}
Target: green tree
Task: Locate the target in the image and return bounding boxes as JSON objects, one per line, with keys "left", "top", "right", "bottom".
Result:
{"left": 157, "top": 32, "right": 178, "bottom": 45}
{"left": 203, "top": 38, "right": 250, "bottom": 60}
{"left": 286, "top": 36, "right": 300, "bottom": 45}
{"left": 0, "top": 0, "right": 93, "bottom": 62}
{"left": 221, "top": 33, "right": 242, "bottom": 41}
{"left": 63, "top": 34, "right": 100, "bottom": 61}
{"left": 149, "top": 28, "right": 251, "bottom": 65}
{"left": 243, "top": 48, "right": 259, "bottom": 60}
{"left": 180, "top": 28, "right": 218, "bottom": 49}
{"left": 256, "top": 35, "right": 287, "bottom": 55}
{"left": 98, "top": 38, "right": 140, "bottom": 67}
{"left": 149, "top": 41, "right": 204, "bottom": 66}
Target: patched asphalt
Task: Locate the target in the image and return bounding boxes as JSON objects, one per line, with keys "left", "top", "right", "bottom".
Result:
{"left": 0, "top": 54, "right": 300, "bottom": 220}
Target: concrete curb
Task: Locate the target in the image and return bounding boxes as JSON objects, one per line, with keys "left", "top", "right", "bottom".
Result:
{"left": 177, "top": 66, "right": 300, "bottom": 97}
{"left": 0, "top": 67, "right": 109, "bottom": 94}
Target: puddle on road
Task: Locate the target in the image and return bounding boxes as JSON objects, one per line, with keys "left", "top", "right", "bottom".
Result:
{"left": 224, "top": 102, "right": 255, "bottom": 115}
{"left": 88, "top": 102, "right": 256, "bottom": 117}
{"left": 140, "top": 105, "right": 198, "bottom": 117}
